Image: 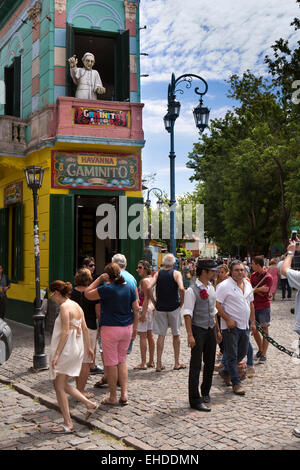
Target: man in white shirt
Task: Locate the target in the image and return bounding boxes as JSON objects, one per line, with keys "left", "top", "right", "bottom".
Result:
{"left": 281, "top": 238, "right": 300, "bottom": 438}
{"left": 216, "top": 260, "right": 256, "bottom": 396}
{"left": 183, "top": 259, "right": 220, "bottom": 411}
{"left": 277, "top": 257, "right": 292, "bottom": 300}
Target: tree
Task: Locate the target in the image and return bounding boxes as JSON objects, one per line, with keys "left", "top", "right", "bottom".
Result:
{"left": 187, "top": 70, "right": 300, "bottom": 255}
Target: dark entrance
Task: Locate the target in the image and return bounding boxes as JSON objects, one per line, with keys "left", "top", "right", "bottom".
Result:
{"left": 66, "top": 25, "right": 130, "bottom": 102}
{"left": 75, "top": 195, "right": 119, "bottom": 275}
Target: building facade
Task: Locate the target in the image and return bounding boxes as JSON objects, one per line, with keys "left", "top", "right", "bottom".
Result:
{"left": 0, "top": 0, "right": 144, "bottom": 325}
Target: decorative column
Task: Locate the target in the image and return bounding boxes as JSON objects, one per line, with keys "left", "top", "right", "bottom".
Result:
{"left": 124, "top": 1, "right": 138, "bottom": 102}
{"left": 28, "top": 1, "right": 42, "bottom": 114}
{"left": 54, "top": 0, "right": 67, "bottom": 101}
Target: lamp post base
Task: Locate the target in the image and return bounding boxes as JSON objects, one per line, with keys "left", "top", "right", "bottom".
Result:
{"left": 32, "top": 354, "right": 48, "bottom": 371}
{"left": 33, "top": 307, "right": 48, "bottom": 371}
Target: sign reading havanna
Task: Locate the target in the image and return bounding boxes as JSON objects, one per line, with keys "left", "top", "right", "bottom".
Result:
{"left": 51, "top": 151, "right": 141, "bottom": 191}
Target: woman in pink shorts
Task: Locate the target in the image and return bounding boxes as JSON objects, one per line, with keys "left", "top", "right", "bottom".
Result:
{"left": 86, "top": 263, "right": 139, "bottom": 406}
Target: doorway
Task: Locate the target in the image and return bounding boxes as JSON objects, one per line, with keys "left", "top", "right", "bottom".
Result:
{"left": 75, "top": 195, "right": 119, "bottom": 275}
{"left": 66, "top": 25, "right": 130, "bottom": 101}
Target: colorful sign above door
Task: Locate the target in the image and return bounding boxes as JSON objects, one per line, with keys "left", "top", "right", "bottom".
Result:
{"left": 4, "top": 181, "right": 23, "bottom": 206}
{"left": 51, "top": 151, "right": 141, "bottom": 191}
{"left": 73, "top": 106, "right": 130, "bottom": 127}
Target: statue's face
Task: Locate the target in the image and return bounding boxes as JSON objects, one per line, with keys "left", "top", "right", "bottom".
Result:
{"left": 83, "top": 55, "right": 95, "bottom": 70}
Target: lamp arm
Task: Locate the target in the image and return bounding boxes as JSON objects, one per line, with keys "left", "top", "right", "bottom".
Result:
{"left": 168, "top": 73, "right": 208, "bottom": 102}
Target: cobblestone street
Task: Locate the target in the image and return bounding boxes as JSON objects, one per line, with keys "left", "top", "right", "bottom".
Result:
{"left": 1, "top": 296, "right": 300, "bottom": 450}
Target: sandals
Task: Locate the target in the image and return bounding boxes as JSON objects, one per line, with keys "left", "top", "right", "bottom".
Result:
{"left": 52, "top": 424, "right": 74, "bottom": 434}
{"left": 94, "top": 377, "right": 107, "bottom": 388}
{"left": 85, "top": 402, "right": 99, "bottom": 420}
{"left": 134, "top": 364, "right": 147, "bottom": 370}
{"left": 173, "top": 364, "right": 186, "bottom": 370}
{"left": 119, "top": 398, "right": 128, "bottom": 406}
{"left": 156, "top": 365, "right": 166, "bottom": 372}
{"left": 101, "top": 396, "right": 119, "bottom": 406}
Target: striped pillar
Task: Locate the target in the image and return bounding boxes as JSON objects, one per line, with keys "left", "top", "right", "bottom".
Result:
{"left": 54, "top": 0, "right": 67, "bottom": 102}
{"left": 124, "top": 1, "right": 138, "bottom": 102}
{"left": 27, "top": 1, "right": 42, "bottom": 113}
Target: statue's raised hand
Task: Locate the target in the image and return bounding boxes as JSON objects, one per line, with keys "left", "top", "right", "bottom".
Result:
{"left": 68, "top": 56, "right": 78, "bottom": 68}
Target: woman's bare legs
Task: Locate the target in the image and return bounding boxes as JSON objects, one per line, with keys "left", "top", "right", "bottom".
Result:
{"left": 118, "top": 362, "right": 128, "bottom": 402}
{"left": 53, "top": 374, "right": 73, "bottom": 429}
{"left": 103, "top": 365, "right": 118, "bottom": 404}
{"left": 53, "top": 373, "right": 98, "bottom": 428}
{"left": 147, "top": 330, "right": 155, "bottom": 366}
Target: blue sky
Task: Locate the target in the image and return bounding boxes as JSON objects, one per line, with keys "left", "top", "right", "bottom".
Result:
{"left": 139, "top": 0, "right": 299, "bottom": 198}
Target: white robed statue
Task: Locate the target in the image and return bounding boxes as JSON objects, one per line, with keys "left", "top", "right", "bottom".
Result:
{"left": 68, "top": 52, "right": 106, "bottom": 100}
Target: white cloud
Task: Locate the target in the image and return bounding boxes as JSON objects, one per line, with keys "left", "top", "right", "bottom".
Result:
{"left": 143, "top": 98, "right": 232, "bottom": 135}
{"left": 140, "top": 0, "right": 299, "bottom": 82}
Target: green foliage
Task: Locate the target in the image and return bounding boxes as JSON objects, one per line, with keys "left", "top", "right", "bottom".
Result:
{"left": 187, "top": 38, "right": 300, "bottom": 255}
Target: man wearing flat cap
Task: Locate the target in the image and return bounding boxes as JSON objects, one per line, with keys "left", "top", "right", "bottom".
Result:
{"left": 183, "top": 259, "right": 220, "bottom": 411}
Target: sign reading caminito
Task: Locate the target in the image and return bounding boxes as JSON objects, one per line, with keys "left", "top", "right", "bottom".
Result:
{"left": 51, "top": 151, "right": 141, "bottom": 191}
{"left": 73, "top": 106, "right": 129, "bottom": 127}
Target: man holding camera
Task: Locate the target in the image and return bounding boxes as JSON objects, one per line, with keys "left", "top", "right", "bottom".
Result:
{"left": 281, "top": 236, "right": 300, "bottom": 438}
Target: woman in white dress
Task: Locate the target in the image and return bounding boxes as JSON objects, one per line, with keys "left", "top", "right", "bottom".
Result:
{"left": 49, "top": 280, "right": 99, "bottom": 433}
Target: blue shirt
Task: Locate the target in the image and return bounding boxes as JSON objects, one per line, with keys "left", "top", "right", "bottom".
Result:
{"left": 97, "top": 282, "right": 136, "bottom": 327}
{"left": 121, "top": 270, "right": 137, "bottom": 290}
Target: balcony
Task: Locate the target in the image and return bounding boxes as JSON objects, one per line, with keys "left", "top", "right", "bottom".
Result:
{"left": 0, "top": 115, "right": 27, "bottom": 155}
{"left": 0, "top": 97, "right": 144, "bottom": 157}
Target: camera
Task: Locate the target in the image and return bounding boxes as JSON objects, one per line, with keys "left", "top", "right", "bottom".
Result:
{"left": 291, "top": 231, "right": 300, "bottom": 245}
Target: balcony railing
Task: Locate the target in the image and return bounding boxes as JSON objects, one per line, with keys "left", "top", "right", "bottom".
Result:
{"left": 0, "top": 97, "right": 144, "bottom": 156}
{"left": 0, "top": 115, "right": 27, "bottom": 154}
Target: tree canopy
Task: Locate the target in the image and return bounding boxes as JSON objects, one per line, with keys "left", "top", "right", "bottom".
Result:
{"left": 186, "top": 2, "right": 300, "bottom": 256}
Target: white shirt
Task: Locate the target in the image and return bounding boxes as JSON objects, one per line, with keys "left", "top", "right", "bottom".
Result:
{"left": 277, "top": 260, "right": 287, "bottom": 280}
{"left": 183, "top": 279, "right": 217, "bottom": 317}
{"left": 216, "top": 277, "right": 254, "bottom": 330}
{"left": 286, "top": 269, "right": 300, "bottom": 335}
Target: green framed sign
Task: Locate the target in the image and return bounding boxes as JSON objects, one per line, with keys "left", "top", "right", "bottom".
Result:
{"left": 51, "top": 151, "right": 141, "bottom": 191}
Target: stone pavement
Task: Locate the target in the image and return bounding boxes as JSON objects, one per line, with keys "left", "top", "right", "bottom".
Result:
{"left": 1, "top": 296, "right": 300, "bottom": 450}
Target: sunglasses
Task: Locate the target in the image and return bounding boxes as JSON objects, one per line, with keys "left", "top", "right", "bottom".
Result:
{"left": 89, "top": 264, "right": 95, "bottom": 267}
{"left": 137, "top": 266, "right": 143, "bottom": 269}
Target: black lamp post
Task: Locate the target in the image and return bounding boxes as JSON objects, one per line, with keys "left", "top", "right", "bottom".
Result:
{"left": 144, "top": 187, "right": 163, "bottom": 264}
{"left": 164, "top": 73, "right": 210, "bottom": 259}
{"left": 24, "top": 165, "right": 47, "bottom": 371}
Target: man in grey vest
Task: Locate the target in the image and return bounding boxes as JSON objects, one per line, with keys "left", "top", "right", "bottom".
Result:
{"left": 183, "top": 259, "right": 219, "bottom": 411}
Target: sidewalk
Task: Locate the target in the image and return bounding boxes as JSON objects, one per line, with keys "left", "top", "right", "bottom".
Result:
{"left": 1, "top": 297, "right": 300, "bottom": 450}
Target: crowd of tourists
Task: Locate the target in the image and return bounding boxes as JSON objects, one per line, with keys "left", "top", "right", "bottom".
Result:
{"left": 26, "top": 247, "right": 298, "bottom": 434}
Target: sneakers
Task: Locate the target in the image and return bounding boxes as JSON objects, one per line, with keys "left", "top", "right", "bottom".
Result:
{"left": 233, "top": 384, "right": 245, "bottom": 396}
{"left": 259, "top": 354, "right": 267, "bottom": 363}
{"left": 255, "top": 351, "right": 262, "bottom": 360}
{"left": 90, "top": 365, "right": 104, "bottom": 375}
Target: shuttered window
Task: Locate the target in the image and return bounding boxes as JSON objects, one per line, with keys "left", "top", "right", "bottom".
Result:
{"left": 0, "top": 204, "right": 23, "bottom": 281}
{"left": 49, "top": 194, "right": 75, "bottom": 284}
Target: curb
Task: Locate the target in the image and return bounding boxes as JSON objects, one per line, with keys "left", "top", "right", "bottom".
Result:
{"left": 0, "top": 374, "right": 154, "bottom": 451}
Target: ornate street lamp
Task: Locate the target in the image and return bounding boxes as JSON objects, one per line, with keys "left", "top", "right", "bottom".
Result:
{"left": 24, "top": 165, "right": 47, "bottom": 371}
{"left": 164, "top": 73, "right": 210, "bottom": 260}
{"left": 144, "top": 187, "right": 163, "bottom": 264}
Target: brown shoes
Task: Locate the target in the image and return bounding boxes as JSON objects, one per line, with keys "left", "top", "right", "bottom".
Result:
{"left": 218, "top": 369, "right": 231, "bottom": 386}
{"left": 233, "top": 384, "right": 245, "bottom": 395}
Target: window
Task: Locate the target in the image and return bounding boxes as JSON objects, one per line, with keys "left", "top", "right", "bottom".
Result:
{"left": 66, "top": 25, "right": 129, "bottom": 102}
{"left": 0, "top": 204, "right": 23, "bottom": 282}
{"left": 4, "top": 56, "right": 21, "bottom": 117}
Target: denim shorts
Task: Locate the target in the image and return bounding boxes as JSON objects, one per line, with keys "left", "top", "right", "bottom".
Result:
{"left": 255, "top": 307, "right": 271, "bottom": 327}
